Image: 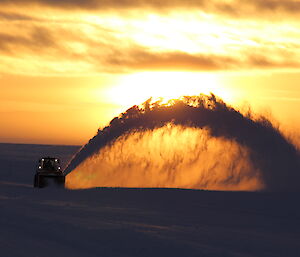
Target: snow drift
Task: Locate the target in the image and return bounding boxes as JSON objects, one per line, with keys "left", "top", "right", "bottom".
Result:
{"left": 65, "top": 94, "right": 300, "bottom": 191}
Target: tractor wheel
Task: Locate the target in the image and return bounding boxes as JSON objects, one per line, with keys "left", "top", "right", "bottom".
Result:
{"left": 33, "top": 174, "right": 39, "bottom": 188}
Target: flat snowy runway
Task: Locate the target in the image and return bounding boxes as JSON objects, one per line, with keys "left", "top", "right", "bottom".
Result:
{"left": 0, "top": 143, "right": 299, "bottom": 257}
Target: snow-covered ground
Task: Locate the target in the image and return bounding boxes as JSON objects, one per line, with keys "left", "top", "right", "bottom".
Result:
{"left": 0, "top": 143, "right": 299, "bottom": 257}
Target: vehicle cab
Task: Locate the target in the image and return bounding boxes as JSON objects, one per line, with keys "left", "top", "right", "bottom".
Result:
{"left": 37, "top": 157, "right": 62, "bottom": 174}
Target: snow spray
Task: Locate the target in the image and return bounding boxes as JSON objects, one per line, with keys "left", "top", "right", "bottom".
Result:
{"left": 65, "top": 94, "right": 300, "bottom": 191}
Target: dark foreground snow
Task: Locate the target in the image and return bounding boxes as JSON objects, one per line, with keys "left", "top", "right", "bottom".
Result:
{"left": 0, "top": 143, "right": 300, "bottom": 257}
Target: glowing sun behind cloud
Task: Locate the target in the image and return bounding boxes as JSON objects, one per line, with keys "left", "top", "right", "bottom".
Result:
{"left": 104, "top": 71, "right": 234, "bottom": 107}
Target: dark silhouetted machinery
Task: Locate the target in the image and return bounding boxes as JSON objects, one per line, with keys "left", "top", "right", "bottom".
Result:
{"left": 34, "top": 157, "right": 65, "bottom": 188}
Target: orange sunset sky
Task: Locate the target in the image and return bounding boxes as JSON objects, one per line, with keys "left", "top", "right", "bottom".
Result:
{"left": 1, "top": 0, "right": 300, "bottom": 145}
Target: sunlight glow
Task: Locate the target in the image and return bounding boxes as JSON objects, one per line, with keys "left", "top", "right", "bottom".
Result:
{"left": 105, "top": 72, "right": 233, "bottom": 107}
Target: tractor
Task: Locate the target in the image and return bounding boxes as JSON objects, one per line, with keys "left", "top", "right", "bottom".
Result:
{"left": 34, "top": 157, "right": 65, "bottom": 188}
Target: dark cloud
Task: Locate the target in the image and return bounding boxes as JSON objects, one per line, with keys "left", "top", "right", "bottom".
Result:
{"left": 250, "top": 0, "right": 300, "bottom": 13}
{"left": 0, "top": 33, "right": 29, "bottom": 52}
{"left": 1, "top": 30, "right": 299, "bottom": 73}
{"left": 248, "top": 54, "right": 296, "bottom": 68}
{"left": 0, "top": 23, "right": 299, "bottom": 74}
{"left": 103, "top": 49, "right": 238, "bottom": 71}
{"left": 0, "top": 0, "right": 206, "bottom": 10}
{"left": 31, "top": 27, "right": 56, "bottom": 47}
{"left": 1, "top": 0, "right": 300, "bottom": 17}
{"left": 98, "top": 48, "right": 300, "bottom": 72}
{"left": 0, "top": 11, "right": 36, "bottom": 21}
{"left": 0, "top": 27, "right": 58, "bottom": 55}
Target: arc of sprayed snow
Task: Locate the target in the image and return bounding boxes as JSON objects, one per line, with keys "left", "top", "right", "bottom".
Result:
{"left": 65, "top": 94, "right": 300, "bottom": 191}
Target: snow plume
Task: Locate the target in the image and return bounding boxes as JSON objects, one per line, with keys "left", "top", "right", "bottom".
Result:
{"left": 65, "top": 94, "right": 300, "bottom": 191}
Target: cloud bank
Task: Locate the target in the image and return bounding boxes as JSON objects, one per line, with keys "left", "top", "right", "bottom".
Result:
{"left": 2, "top": 0, "right": 300, "bottom": 16}
{"left": 1, "top": 1, "right": 300, "bottom": 75}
